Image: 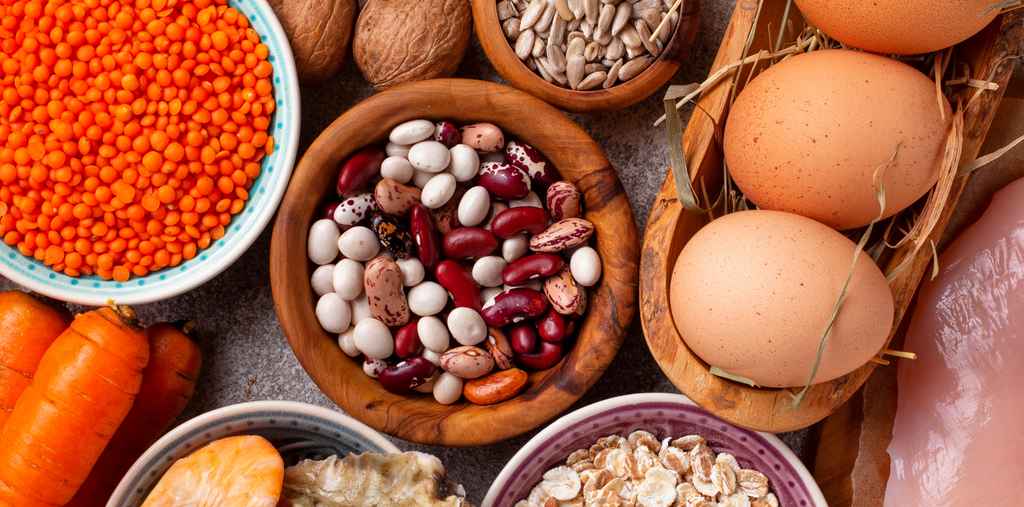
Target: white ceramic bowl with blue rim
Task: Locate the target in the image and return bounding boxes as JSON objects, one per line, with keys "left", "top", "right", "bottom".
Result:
{"left": 108, "top": 400, "right": 400, "bottom": 507}
{"left": 0, "top": 0, "right": 300, "bottom": 306}
{"left": 483, "top": 393, "right": 827, "bottom": 507}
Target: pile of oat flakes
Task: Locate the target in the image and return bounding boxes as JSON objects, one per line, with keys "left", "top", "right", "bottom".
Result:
{"left": 515, "top": 431, "right": 780, "bottom": 507}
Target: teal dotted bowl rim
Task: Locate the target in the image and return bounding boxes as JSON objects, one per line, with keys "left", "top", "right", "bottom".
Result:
{"left": 0, "top": 0, "right": 300, "bottom": 306}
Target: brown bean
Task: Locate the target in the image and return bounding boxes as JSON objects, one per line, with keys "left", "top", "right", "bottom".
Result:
{"left": 463, "top": 368, "right": 529, "bottom": 404}
{"left": 374, "top": 178, "right": 422, "bottom": 217}
{"left": 485, "top": 326, "right": 516, "bottom": 370}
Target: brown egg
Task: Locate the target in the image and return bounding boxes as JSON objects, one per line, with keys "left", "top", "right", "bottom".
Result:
{"left": 793, "top": 0, "right": 998, "bottom": 55}
{"left": 723, "top": 50, "right": 951, "bottom": 230}
{"left": 669, "top": 210, "right": 893, "bottom": 388}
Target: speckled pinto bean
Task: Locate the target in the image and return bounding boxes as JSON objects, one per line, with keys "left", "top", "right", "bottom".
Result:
{"left": 410, "top": 204, "right": 442, "bottom": 269}
{"left": 491, "top": 207, "right": 551, "bottom": 239}
{"left": 370, "top": 211, "right": 416, "bottom": 259}
{"left": 459, "top": 122, "right": 505, "bottom": 154}
{"left": 476, "top": 162, "right": 532, "bottom": 200}
{"left": 481, "top": 288, "right": 549, "bottom": 327}
{"left": 379, "top": 357, "right": 437, "bottom": 394}
{"left": 395, "top": 317, "right": 424, "bottom": 359}
{"left": 442, "top": 228, "right": 498, "bottom": 260}
{"left": 431, "top": 186, "right": 466, "bottom": 234}
{"left": 503, "top": 254, "right": 565, "bottom": 286}
{"left": 516, "top": 340, "right": 564, "bottom": 370}
{"left": 529, "top": 218, "right": 595, "bottom": 252}
{"left": 544, "top": 264, "right": 586, "bottom": 316}
{"left": 537, "top": 306, "right": 568, "bottom": 342}
{"left": 434, "top": 121, "right": 462, "bottom": 148}
{"left": 485, "top": 326, "right": 516, "bottom": 370}
{"left": 374, "top": 178, "right": 423, "bottom": 217}
{"left": 505, "top": 140, "right": 560, "bottom": 188}
{"left": 463, "top": 368, "right": 528, "bottom": 405}
{"left": 337, "top": 146, "right": 386, "bottom": 195}
{"left": 363, "top": 257, "right": 411, "bottom": 326}
{"left": 335, "top": 192, "right": 378, "bottom": 229}
{"left": 509, "top": 321, "right": 538, "bottom": 354}
{"left": 546, "top": 181, "right": 583, "bottom": 221}
{"left": 436, "top": 260, "right": 483, "bottom": 312}
{"left": 440, "top": 346, "right": 494, "bottom": 379}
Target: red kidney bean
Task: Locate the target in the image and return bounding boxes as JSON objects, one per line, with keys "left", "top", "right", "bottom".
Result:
{"left": 536, "top": 306, "right": 567, "bottom": 342}
{"left": 490, "top": 207, "right": 550, "bottom": 239}
{"left": 436, "top": 260, "right": 482, "bottom": 312}
{"left": 502, "top": 253, "right": 565, "bottom": 286}
{"left": 480, "top": 288, "right": 549, "bottom": 327}
{"left": 505, "top": 140, "right": 560, "bottom": 188}
{"left": 378, "top": 356, "right": 437, "bottom": 394}
{"left": 515, "top": 340, "right": 563, "bottom": 370}
{"left": 320, "top": 201, "right": 342, "bottom": 221}
{"left": 394, "top": 317, "right": 423, "bottom": 359}
{"left": 411, "top": 204, "right": 441, "bottom": 269}
{"left": 434, "top": 121, "right": 462, "bottom": 148}
{"left": 508, "top": 321, "right": 538, "bottom": 354}
{"left": 476, "top": 162, "right": 531, "bottom": 200}
{"left": 337, "top": 146, "right": 386, "bottom": 195}
{"left": 370, "top": 210, "right": 416, "bottom": 259}
{"left": 442, "top": 227, "right": 498, "bottom": 260}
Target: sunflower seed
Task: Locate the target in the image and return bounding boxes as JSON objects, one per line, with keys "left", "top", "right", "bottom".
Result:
{"left": 584, "top": 41, "right": 600, "bottom": 61}
{"left": 603, "top": 58, "right": 621, "bottom": 88}
{"left": 535, "top": 56, "right": 555, "bottom": 82}
{"left": 567, "top": 36, "right": 586, "bottom": 56}
{"left": 525, "top": 56, "right": 538, "bottom": 71}
{"left": 584, "top": 62, "right": 608, "bottom": 73}
{"left": 568, "top": 0, "right": 584, "bottom": 18}
{"left": 611, "top": 1, "right": 631, "bottom": 35}
{"left": 657, "top": 11, "right": 671, "bottom": 44}
{"left": 580, "top": 20, "right": 593, "bottom": 38}
{"left": 578, "top": 71, "right": 606, "bottom": 90}
{"left": 618, "top": 22, "right": 641, "bottom": 48}
{"left": 618, "top": 55, "right": 652, "bottom": 80}
{"left": 554, "top": 0, "right": 574, "bottom": 20}
{"left": 642, "top": 9, "right": 660, "bottom": 33}
{"left": 549, "top": 13, "right": 567, "bottom": 44}
{"left": 626, "top": 43, "right": 644, "bottom": 59}
{"left": 498, "top": 0, "right": 519, "bottom": 20}
{"left": 547, "top": 42, "right": 568, "bottom": 72}
{"left": 636, "top": 19, "right": 660, "bottom": 57}
{"left": 520, "top": 0, "right": 546, "bottom": 30}
{"left": 504, "top": 18, "right": 523, "bottom": 40}
{"left": 595, "top": 27, "right": 612, "bottom": 45}
{"left": 601, "top": 57, "right": 617, "bottom": 67}
{"left": 566, "top": 54, "right": 585, "bottom": 89}
{"left": 596, "top": 3, "right": 615, "bottom": 38}
{"left": 604, "top": 35, "right": 625, "bottom": 59}
{"left": 537, "top": 56, "right": 568, "bottom": 84}
{"left": 535, "top": 0, "right": 556, "bottom": 32}
{"left": 516, "top": 0, "right": 530, "bottom": 9}
{"left": 515, "top": 29, "right": 536, "bottom": 59}
{"left": 583, "top": 0, "right": 598, "bottom": 24}
{"left": 568, "top": 16, "right": 582, "bottom": 30}
{"left": 532, "top": 36, "right": 546, "bottom": 57}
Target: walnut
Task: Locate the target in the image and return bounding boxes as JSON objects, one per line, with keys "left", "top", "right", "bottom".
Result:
{"left": 268, "top": 0, "right": 357, "bottom": 86}
{"left": 352, "top": 0, "right": 471, "bottom": 91}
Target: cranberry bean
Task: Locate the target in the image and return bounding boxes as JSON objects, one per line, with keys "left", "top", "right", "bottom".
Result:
{"left": 537, "top": 306, "right": 567, "bottom": 342}
{"left": 546, "top": 181, "right": 583, "bottom": 220}
{"left": 485, "top": 326, "right": 515, "bottom": 370}
{"left": 476, "top": 162, "right": 531, "bottom": 200}
{"left": 480, "top": 288, "right": 549, "bottom": 327}
{"left": 411, "top": 204, "right": 442, "bottom": 269}
{"left": 434, "top": 121, "right": 462, "bottom": 148}
{"left": 436, "top": 260, "right": 482, "bottom": 312}
{"left": 335, "top": 192, "right": 378, "bottom": 229}
{"left": 505, "top": 140, "right": 560, "bottom": 188}
{"left": 544, "top": 264, "right": 586, "bottom": 315}
{"left": 459, "top": 122, "right": 505, "bottom": 153}
{"left": 379, "top": 356, "right": 437, "bottom": 394}
{"left": 442, "top": 228, "right": 498, "bottom": 260}
{"left": 516, "top": 340, "right": 564, "bottom": 370}
{"left": 491, "top": 207, "right": 550, "bottom": 239}
{"left": 308, "top": 219, "right": 341, "bottom": 265}
{"left": 433, "top": 372, "right": 464, "bottom": 404}
{"left": 440, "top": 346, "right": 494, "bottom": 379}
{"left": 394, "top": 317, "right": 423, "bottom": 359}
{"left": 374, "top": 178, "right": 422, "bottom": 217}
{"left": 311, "top": 264, "right": 335, "bottom": 297}
{"left": 337, "top": 146, "right": 386, "bottom": 195}
{"left": 509, "top": 321, "right": 538, "bottom": 354}
{"left": 448, "top": 307, "right": 488, "bottom": 346}
{"left": 390, "top": 119, "right": 435, "bottom": 145}
{"left": 380, "top": 156, "right": 415, "bottom": 184}
{"left": 354, "top": 319, "right": 393, "bottom": 359}
{"left": 502, "top": 233, "right": 530, "bottom": 263}
{"left": 363, "top": 356, "right": 388, "bottom": 378}
{"left": 413, "top": 375, "right": 437, "bottom": 394}
{"left": 363, "top": 257, "right": 410, "bottom": 327}
{"left": 430, "top": 186, "right": 465, "bottom": 234}
{"left": 503, "top": 253, "right": 565, "bottom": 286}
{"left": 529, "top": 218, "right": 595, "bottom": 253}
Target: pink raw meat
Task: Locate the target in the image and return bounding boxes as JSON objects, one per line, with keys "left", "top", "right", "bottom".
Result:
{"left": 885, "top": 177, "right": 1024, "bottom": 506}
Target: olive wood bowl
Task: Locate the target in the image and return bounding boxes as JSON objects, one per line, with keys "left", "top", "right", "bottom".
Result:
{"left": 472, "top": 0, "right": 701, "bottom": 114}
{"left": 640, "top": 0, "right": 1022, "bottom": 433}
{"left": 270, "top": 79, "right": 639, "bottom": 446}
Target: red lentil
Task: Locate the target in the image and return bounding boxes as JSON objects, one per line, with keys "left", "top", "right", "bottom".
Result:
{"left": 0, "top": 0, "right": 274, "bottom": 282}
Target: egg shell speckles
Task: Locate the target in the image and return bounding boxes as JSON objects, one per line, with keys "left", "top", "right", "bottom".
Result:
{"left": 793, "top": 0, "right": 999, "bottom": 56}
{"left": 723, "top": 49, "right": 952, "bottom": 230}
{"left": 668, "top": 210, "right": 894, "bottom": 388}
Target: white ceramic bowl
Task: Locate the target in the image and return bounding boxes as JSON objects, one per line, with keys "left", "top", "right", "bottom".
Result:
{"left": 0, "top": 0, "right": 300, "bottom": 306}
{"left": 483, "top": 393, "right": 827, "bottom": 507}
{"left": 109, "top": 401, "right": 399, "bottom": 507}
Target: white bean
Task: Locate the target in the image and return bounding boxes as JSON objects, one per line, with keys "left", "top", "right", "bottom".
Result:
{"left": 380, "top": 156, "right": 415, "bottom": 184}
{"left": 447, "top": 144, "right": 480, "bottom": 182}
{"left": 412, "top": 169, "right": 435, "bottom": 188}
{"left": 433, "top": 372, "right": 464, "bottom": 405}
{"left": 570, "top": 246, "right": 602, "bottom": 287}
{"left": 389, "top": 119, "right": 435, "bottom": 145}
{"left": 421, "top": 173, "right": 457, "bottom": 209}
{"left": 481, "top": 286, "right": 503, "bottom": 307}
{"left": 308, "top": 219, "right": 341, "bottom": 265}
{"left": 310, "top": 264, "right": 335, "bottom": 296}
{"left": 421, "top": 347, "right": 442, "bottom": 366}
{"left": 480, "top": 151, "right": 508, "bottom": 164}
{"left": 332, "top": 259, "right": 365, "bottom": 300}
{"left": 473, "top": 256, "right": 508, "bottom": 287}
{"left": 447, "top": 308, "right": 487, "bottom": 346}
{"left": 315, "top": 293, "right": 351, "bottom": 333}
{"left": 510, "top": 191, "right": 544, "bottom": 208}
{"left": 413, "top": 375, "right": 437, "bottom": 393}
{"left": 502, "top": 233, "right": 530, "bottom": 263}
{"left": 350, "top": 291, "right": 374, "bottom": 324}
{"left": 504, "top": 279, "right": 543, "bottom": 292}
{"left": 396, "top": 257, "right": 425, "bottom": 286}
{"left": 385, "top": 142, "right": 412, "bottom": 158}
{"left": 407, "top": 141, "right": 451, "bottom": 173}
{"left": 338, "top": 327, "right": 360, "bottom": 357}
{"left": 458, "top": 186, "right": 491, "bottom": 227}
{"left": 354, "top": 319, "right": 393, "bottom": 359}
{"left": 407, "top": 281, "right": 448, "bottom": 316}
{"left": 417, "top": 316, "right": 450, "bottom": 353}
{"left": 338, "top": 226, "right": 380, "bottom": 261}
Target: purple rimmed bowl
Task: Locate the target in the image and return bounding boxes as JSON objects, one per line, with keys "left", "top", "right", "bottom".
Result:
{"left": 482, "top": 393, "right": 826, "bottom": 507}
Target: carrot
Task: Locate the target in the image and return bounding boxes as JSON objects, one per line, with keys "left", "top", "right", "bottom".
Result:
{"left": 0, "top": 290, "right": 73, "bottom": 431}
{"left": 0, "top": 303, "right": 149, "bottom": 507}
{"left": 67, "top": 321, "right": 202, "bottom": 507}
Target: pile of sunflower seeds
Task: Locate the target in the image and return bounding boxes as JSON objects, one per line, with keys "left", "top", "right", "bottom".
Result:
{"left": 498, "top": 0, "right": 679, "bottom": 90}
{"left": 514, "top": 431, "right": 780, "bottom": 507}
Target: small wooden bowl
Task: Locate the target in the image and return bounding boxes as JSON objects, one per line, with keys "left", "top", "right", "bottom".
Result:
{"left": 639, "top": 1, "right": 1022, "bottom": 433}
{"left": 270, "top": 79, "right": 639, "bottom": 446}
{"left": 472, "top": 0, "right": 701, "bottom": 114}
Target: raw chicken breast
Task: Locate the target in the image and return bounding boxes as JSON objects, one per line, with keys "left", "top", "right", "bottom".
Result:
{"left": 885, "top": 177, "right": 1024, "bottom": 506}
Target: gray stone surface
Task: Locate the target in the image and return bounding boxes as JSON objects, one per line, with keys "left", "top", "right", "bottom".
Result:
{"left": 0, "top": 0, "right": 819, "bottom": 503}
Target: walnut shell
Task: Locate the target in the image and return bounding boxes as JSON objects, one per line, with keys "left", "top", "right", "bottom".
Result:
{"left": 269, "top": 0, "right": 357, "bottom": 86}
{"left": 352, "top": 0, "right": 471, "bottom": 91}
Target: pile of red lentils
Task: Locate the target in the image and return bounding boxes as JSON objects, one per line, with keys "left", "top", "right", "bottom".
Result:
{"left": 0, "top": 0, "right": 275, "bottom": 282}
